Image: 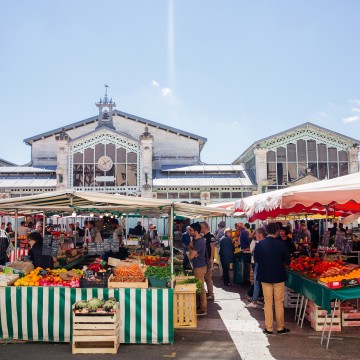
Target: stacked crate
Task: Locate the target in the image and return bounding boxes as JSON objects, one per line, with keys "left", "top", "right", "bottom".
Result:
{"left": 341, "top": 302, "right": 360, "bottom": 327}
{"left": 284, "top": 287, "right": 299, "bottom": 308}
{"left": 72, "top": 304, "right": 120, "bottom": 354}
{"left": 305, "top": 300, "right": 341, "bottom": 332}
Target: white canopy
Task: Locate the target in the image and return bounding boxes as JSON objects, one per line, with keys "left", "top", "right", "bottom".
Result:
{"left": 0, "top": 189, "right": 233, "bottom": 218}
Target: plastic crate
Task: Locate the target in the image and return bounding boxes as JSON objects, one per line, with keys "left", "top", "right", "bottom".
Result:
{"left": 174, "top": 283, "right": 197, "bottom": 329}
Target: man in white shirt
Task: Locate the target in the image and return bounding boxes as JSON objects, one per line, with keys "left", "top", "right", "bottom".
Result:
{"left": 18, "top": 221, "right": 31, "bottom": 236}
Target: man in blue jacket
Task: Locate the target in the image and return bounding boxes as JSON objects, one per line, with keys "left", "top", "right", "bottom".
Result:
{"left": 254, "top": 222, "right": 291, "bottom": 335}
{"left": 219, "top": 228, "right": 235, "bottom": 286}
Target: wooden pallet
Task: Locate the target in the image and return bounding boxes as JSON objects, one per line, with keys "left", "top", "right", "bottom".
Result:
{"left": 72, "top": 305, "right": 120, "bottom": 354}
{"left": 342, "top": 310, "right": 360, "bottom": 327}
{"left": 174, "top": 284, "right": 197, "bottom": 329}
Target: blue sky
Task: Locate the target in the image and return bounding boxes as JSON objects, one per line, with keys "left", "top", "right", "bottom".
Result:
{"left": 1, "top": 0, "right": 360, "bottom": 165}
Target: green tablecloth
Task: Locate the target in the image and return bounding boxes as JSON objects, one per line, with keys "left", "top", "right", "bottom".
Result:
{"left": 233, "top": 252, "right": 251, "bottom": 284}
{"left": 286, "top": 270, "right": 360, "bottom": 313}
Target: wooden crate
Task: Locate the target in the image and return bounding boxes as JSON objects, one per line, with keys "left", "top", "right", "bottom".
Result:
{"left": 306, "top": 301, "right": 341, "bottom": 317}
{"left": 175, "top": 275, "right": 195, "bottom": 285}
{"left": 174, "top": 283, "right": 197, "bottom": 329}
{"left": 108, "top": 274, "right": 148, "bottom": 289}
{"left": 342, "top": 310, "right": 360, "bottom": 327}
{"left": 72, "top": 304, "right": 120, "bottom": 354}
{"left": 305, "top": 301, "right": 341, "bottom": 332}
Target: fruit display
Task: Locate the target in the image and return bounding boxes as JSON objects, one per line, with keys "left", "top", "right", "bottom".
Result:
{"left": 14, "top": 267, "right": 81, "bottom": 287}
{"left": 73, "top": 297, "right": 118, "bottom": 314}
{"left": 289, "top": 256, "right": 359, "bottom": 289}
{"left": 319, "top": 268, "right": 360, "bottom": 287}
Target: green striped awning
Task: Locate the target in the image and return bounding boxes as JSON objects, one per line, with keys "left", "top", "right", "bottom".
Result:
{"left": 0, "top": 286, "right": 174, "bottom": 344}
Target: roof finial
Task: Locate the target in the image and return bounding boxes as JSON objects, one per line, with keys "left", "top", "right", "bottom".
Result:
{"left": 104, "top": 84, "right": 109, "bottom": 103}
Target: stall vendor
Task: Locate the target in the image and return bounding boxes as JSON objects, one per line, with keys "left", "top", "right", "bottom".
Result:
{"left": 28, "top": 232, "right": 54, "bottom": 269}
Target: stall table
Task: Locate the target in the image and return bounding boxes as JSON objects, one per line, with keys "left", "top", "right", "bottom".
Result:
{"left": 286, "top": 270, "right": 360, "bottom": 313}
{"left": 0, "top": 286, "right": 174, "bottom": 344}
{"left": 286, "top": 270, "right": 360, "bottom": 348}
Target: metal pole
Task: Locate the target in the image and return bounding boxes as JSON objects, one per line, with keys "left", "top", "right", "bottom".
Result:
{"left": 42, "top": 213, "right": 45, "bottom": 238}
{"left": 325, "top": 205, "right": 329, "bottom": 232}
{"left": 14, "top": 210, "right": 18, "bottom": 261}
{"left": 169, "top": 205, "right": 174, "bottom": 289}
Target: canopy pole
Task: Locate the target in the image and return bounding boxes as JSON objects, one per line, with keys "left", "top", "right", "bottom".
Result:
{"left": 325, "top": 205, "right": 329, "bottom": 232}
{"left": 14, "top": 210, "right": 18, "bottom": 261}
{"left": 43, "top": 212, "right": 45, "bottom": 238}
{"left": 169, "top": 205, "right": 174, "bottom": 289}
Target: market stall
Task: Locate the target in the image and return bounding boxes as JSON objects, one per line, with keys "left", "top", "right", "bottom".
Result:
{"left": 0, "top": 190, "right": 231, "bottom": 347}
{"left": 0, "top": 286, "right": 173, "bottom": 344}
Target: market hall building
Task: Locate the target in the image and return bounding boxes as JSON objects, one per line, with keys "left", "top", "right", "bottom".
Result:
{"left": 0, "top": 91, "right": 358, "bottom": 202}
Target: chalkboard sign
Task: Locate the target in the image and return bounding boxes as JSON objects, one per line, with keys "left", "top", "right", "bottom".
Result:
{"left": 87, "top": 242, "right": 105, "bottom": 255}
{"left": 103, "top": 239, "right": 111, "bottom": 252}
{"left": 111, "top": 240, "right": 119, "bottom": 252}
{"left": 87, "top": 243, "right": 97, "bottom": 255}
{"left": 51, "top": 241, "right": 60, "bottom": 258}
{"left": 83, "top": 270, "right": 94, "bottom": 278}
{"left": 42, "top": 234, "right": 53, "bottom": 256}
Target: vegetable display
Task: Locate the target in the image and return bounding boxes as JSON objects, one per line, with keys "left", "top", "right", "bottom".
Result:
{"left": 74, "top": 297, "right": 117, "bottom": 313}
{"left": 144, "top": 265, "right": 171, "bottom": 280}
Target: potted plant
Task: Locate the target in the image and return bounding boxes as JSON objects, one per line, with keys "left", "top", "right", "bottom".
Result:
{"left": 144, "top": 265, "right": 171, "bottom": 288}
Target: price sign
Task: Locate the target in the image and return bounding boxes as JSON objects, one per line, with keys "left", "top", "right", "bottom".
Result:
{"left": 83, "top": 270, "right": 94, "bottom": 278}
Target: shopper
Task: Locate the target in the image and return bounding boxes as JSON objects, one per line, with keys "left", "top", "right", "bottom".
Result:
{"left": 18, "top": 221, "right": 31, "bottom": 236}
{"left": 89, "top": 221, "right": 102, "bottom": 243}
{"left": 181, "top": 226, "right": 191, "bottom": 270}
{"left": 5, "top": 222, "right": 13, "bottom": 236}
{"left": 214, "top": 221, "right": 226, "bottom": 247}
{"left": 238, "top": 222, "right": 250, "bottom": 250}
{"left": 279, "top": 227, "right": 296, "bottom": 256}
{"left": 246, "top": 227, "right": 266, "bottom": 308}
{"left": 200, "top": 221, "right": 216, "bottom": 301}
{"left": 219, "top": 228, "right": 235, "bottom": 286}
{"left": 254, "top": 222, "right": 291, "bottom": 335}
{"left": 188, "top": 222, "right": 208, "bottom": 316}
{"left": 28, "top": 231, "right": 54, "bottom": 269}
{"left": 311, "top": 224, "right": 320, "bottom": 250}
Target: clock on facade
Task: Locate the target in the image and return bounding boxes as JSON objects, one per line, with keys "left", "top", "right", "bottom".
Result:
{"left": 97, "top": 155, "right": 114, "bottom": 171}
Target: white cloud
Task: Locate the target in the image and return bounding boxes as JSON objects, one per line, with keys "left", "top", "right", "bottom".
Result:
{"left": 342, "top": 115, "right": 360, "bottom": 123}
{"left": 352, "top": 107, "right": 360, "bottom": 113}
{"left": 318, "top": 112, "right": 328, "bottom": 117}
{"left": 151, "top": 80, "right": 159, "bottom": 87}
{"left": 161, "top": 87, "right": 172, "bottom": 97}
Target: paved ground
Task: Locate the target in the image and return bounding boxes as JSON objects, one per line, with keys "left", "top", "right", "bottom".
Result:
{"left": 2, "top": 269, "right": 360, "bottom": 360}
